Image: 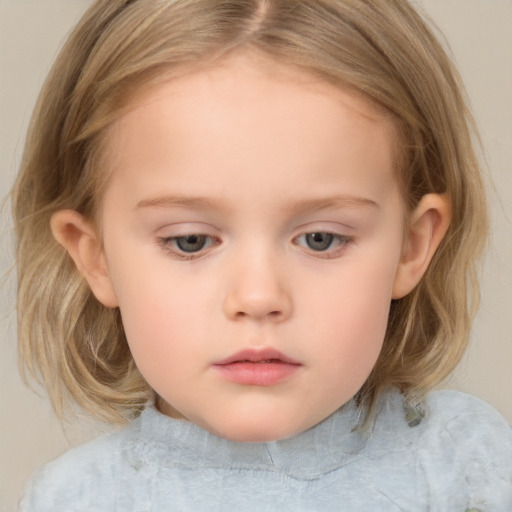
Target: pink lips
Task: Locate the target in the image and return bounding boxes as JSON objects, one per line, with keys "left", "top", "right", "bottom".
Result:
{"left": 212, "top": 348, "right": 301, "bottom": 386}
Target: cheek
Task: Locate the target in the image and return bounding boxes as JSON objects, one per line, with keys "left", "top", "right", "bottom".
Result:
{"left": 116, "top": 290, "right": 206, "bottom": 396}
{"left": 303, "top": 256, "right": 399, "bottom": 379}
{"left": 117, "top": 280, "right": 200, "bottom": 340}
{"left": 104, "top": 250, "right": 201, "bottom": 362}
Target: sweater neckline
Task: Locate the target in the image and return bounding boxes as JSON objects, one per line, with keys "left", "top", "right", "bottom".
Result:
{"left": 130, "top": 388, "right": 406, "bottom": 479}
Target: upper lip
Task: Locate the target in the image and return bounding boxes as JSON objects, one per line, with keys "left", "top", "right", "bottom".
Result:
{"left": 213, "top": 348, "right": 301, "bottom": 366}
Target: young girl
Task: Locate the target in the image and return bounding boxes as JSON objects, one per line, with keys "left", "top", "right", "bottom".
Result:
{"left": 13, "top": 0, "right": 512, "bottom": 510}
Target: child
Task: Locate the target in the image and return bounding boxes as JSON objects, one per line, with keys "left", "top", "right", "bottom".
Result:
{"left": 13, "top": 0, "right": 512, "bottom": 510}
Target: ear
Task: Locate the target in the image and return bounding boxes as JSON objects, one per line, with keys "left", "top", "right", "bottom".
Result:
{"left": 51, "top": 209, "right": 119, "bottom": 308}
{"left": 392, "top": 194, "right": 451, "bottom": 299}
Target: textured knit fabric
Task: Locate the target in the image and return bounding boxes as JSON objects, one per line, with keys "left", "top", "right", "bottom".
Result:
{"left": 20, "top": 388, "right": 512, "bottom": 511}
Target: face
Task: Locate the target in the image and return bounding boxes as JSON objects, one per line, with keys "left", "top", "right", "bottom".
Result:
{"left": 97, "top": 54, "right": 407, "bottom": 442}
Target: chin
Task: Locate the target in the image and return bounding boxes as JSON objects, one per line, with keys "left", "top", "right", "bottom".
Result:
{"left": 204, "top": 416, "right": 307, "bottom": 443}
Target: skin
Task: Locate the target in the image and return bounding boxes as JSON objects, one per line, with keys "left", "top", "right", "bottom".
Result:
{"left": 52, "top": 53, "right": 450, "bottom": 442}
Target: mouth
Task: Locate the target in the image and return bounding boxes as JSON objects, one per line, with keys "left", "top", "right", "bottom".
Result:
{"left": 212, "top": 348, "right": 302, "bottom": 386}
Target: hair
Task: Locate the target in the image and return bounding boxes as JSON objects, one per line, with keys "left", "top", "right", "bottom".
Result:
{"left": 13, "top": 0, "right": 488, "bottom": 423}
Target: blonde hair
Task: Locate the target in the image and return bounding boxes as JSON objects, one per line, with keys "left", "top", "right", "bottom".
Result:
{"left": 13, "top": 0, "right": 488, "bottom": 423}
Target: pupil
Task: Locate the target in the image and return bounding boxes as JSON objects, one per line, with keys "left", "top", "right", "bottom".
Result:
{"left": 176, "top": 235, "right": 206, "bottom": 253}
{"left": 306, "top": 232, "right": 333, "bottom": 251}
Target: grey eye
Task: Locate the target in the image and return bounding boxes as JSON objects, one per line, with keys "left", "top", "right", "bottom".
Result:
{"left": 305, "top": 232, "right": 334, "bottom": 251}
{"left": 175, "top": 235, "right": 208, "bottom": 253}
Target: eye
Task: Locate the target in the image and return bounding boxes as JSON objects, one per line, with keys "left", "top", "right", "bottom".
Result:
{"left": 294, "top": 231, "right": 352, "bottom": 256}
{"left": 158, "top": 233, "right": 219, "bottom": 259}
{"left": 174, "top": 234, "right": 209, "bottom": 253}
{"left": 304, "top": 232, "right": 334, "bottom": 251}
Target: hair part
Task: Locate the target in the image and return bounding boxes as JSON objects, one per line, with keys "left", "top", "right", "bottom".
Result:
{"left": 13, "top": 0, "right": 488, "bottom": 423}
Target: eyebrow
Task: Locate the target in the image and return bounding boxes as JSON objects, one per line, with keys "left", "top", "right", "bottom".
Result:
{"left": 135, "top": 196, "right": 227, "bottom": 211}
{"left": 283, "top": 196, "right": 379, "bottom": 218}
{"left": 135, "top": 194, "right": 378, "bottom": 213}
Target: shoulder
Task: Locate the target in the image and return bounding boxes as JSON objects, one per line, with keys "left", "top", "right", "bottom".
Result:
{"left": 423, "top": 389, "right": 512, "bottom": 451}
{"left": 367, "top": 388, "right": 512, "bottom": 509}
{"left": 419, "top": 390, "right": 512, "bottom": 508}
{"left": 375, "top": 388, "right": 512, "bottom": 449}
{"left": 19, "top": 420, "right": 140, "bottom": 512}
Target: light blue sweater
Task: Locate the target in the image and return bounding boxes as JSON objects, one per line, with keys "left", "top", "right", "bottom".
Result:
{"left": 20, "top": 389, "right": 512, "bottom": 511}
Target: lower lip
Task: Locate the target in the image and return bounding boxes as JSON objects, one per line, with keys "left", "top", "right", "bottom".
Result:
{"left": 213, "top": 361, "right": 301, "bottom": 386}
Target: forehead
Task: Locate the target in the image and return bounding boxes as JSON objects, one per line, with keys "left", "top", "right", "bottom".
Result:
{"left": 101, "top": 53, "right": 400, "bottom": 207}
{"left": 108, "top": 51, "right": 396, "bottom": 139}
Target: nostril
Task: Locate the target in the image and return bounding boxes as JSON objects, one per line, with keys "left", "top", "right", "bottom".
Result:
{"left": 234, "top": 309, "right": 281, "bottom": 318}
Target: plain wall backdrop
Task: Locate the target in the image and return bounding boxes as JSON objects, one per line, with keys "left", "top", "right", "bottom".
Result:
{"left": 1, "top": 1, "right": 511, "bottom": 510}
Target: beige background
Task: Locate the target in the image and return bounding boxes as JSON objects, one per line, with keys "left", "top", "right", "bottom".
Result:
{"left": 1, "top": 1, "right": 511, "bottom": 510}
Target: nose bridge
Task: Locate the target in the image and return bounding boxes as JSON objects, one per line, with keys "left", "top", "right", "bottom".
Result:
{"left": 222, "top": 241, "right": 292, "bottom": 322}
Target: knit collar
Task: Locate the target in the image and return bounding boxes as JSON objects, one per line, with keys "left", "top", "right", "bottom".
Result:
{"left": 130, "top": 388, "right": 406, "bottom": 480}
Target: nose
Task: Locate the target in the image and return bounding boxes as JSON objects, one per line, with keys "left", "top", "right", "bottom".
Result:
{"left": 222, "top": 252, "right": 293, "bottom": 323}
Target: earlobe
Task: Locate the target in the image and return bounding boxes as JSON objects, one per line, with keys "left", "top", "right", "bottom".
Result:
{"left": 392, "top": 194, "right": 451, "bottom": 299}
{"left": 50, "top": 210, "right": 119, "bottom": 308}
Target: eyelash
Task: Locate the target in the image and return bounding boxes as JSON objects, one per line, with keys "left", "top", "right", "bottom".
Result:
{"left": 157, "top": 232, "right": 353, "bottom": 260}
